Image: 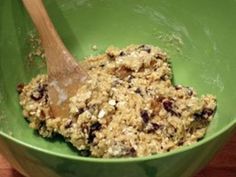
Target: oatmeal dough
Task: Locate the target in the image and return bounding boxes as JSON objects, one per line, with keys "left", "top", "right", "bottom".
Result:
{"left": 18, "top": 44, "right": 217, "bottom": 158}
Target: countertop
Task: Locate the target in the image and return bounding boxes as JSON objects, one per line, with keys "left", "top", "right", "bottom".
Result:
{"left": 0, "top": 134, "right": 235, "bottom": 177}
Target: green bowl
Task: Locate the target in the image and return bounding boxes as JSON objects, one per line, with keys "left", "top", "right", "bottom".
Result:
{"left": 0, "top": 0, "right": 235, "bottom": 177}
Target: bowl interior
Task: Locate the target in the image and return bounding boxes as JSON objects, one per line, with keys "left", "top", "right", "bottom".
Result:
{"left": 0, "top": 0, "right": 236, "bottom": 156}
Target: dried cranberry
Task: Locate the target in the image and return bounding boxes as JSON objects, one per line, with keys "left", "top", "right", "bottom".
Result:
{"left": 141, "top": 110, "right": 150, "bottom": 123}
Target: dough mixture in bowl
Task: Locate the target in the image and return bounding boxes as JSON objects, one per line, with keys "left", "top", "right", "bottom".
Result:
{"left": 18, "top": 44, "right": 217, "bottom": 158}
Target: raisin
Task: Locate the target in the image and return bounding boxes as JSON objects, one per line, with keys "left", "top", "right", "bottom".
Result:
{"left": 119, "top": 51, "right": 126, "bottom": 56}
{"left": 44, "top": 94, "right": 49, "bottom": 103}
{"left": 163, "top": 100, "right": 173, "bottom": 112}
{"left": 141, "top": 110, "right": 149, "bottom": 123}
{"left": 128, "top": 147, "right": 137, "bottom": 157}
{"left": 38, "top": 121, "right": 46, "bottom": 130}
{"left": 88, "top": 132, "right": 96, "bottom": 144}
{"left": 87, "top": 122, "right": 102, "bottom": 144}
{"left": 147, "top": 123, "right": 160, "bottom": 133}
{"left": 90, "top": 122, "right": 102, "bottom": 132}
{"left": 16, "top": 83, "right": 25, "bottom": 94}
{"left": 202, "top": 108, "right": 214, "bottom": 117}
{"left": 99, "top": 64, "right": 105, "bottom": 67}
{"left": 40, "top": 110, "right": 46, "bottom": 119}
{"left": 79, "top": 149, "right": 91, "bottom": 157}
{"left": 135, "top": 88, "right": 142, "bottom": 96}
{"left": 107, "top": 52, "right": 115, "bottom": 58}
{"left": 30, "top": 84, "right": 47, "bottom": 101}
{"left": 194, "top": 108, "right": 214, "bottom": 120}
{"left": 76, "top": 108, "right": 84, "bottom": 116}
{"left": 177, "top": 139, "right": 184, "bottom": 146}
{"left": 174, "top": 85, "right": 182, "bottom": 90}
{"left": 162, "top": 100, "right": 181, "bottom": 117}
{"left": 64, "top": 119, "right": 73, "bottom": 129}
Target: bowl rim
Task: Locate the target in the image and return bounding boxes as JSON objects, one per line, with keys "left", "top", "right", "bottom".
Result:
{"left": 0, "top": 119, "right": 235, "bottom": 163}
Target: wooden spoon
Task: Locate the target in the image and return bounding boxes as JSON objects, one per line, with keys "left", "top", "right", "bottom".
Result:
{"left": 22, "top": 0, "right": 89, "bottom": 117}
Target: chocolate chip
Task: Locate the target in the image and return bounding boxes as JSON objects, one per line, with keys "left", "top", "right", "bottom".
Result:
{"left": 79, "top": 149, "right": 91, "bottom": 157}
{"left": 16, "top": 83, "right": 25, "bottom": 94}
{"left": 141, "top": 110, "right": 150, "bottom": 123}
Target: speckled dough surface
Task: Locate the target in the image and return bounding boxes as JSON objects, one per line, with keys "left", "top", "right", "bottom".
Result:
{"left": 18, "top": 45, "right": 217, "bottom": 158}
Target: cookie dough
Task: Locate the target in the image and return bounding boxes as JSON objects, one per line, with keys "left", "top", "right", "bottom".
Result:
{"left": 18, "top": 44, "right": 217, "bottom": 158}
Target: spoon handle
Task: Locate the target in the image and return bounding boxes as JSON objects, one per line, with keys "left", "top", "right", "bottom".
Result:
{"left": 22, "top": 0, "right": 85, "bottom": 77}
